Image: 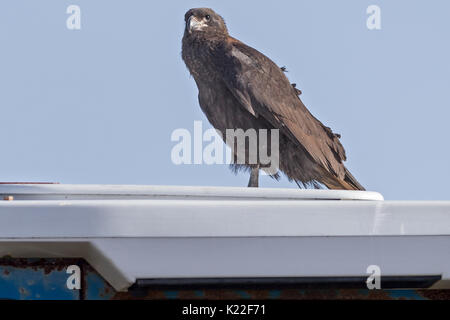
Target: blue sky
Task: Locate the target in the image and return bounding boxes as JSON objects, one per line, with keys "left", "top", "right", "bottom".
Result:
{"left": 0, "top": 0, "right": 449, "bottom": 200}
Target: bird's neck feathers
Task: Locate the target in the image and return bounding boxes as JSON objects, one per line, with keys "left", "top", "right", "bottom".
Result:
{"left": 184, "top": 30, "right": 229, "bottom": 46}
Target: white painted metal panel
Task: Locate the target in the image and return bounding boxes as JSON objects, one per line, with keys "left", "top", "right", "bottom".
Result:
{"left": 0, "top": 184, "right": 384, "bottom": 201}
{"left": 0, "top": 200, "right": 449, "bottom": 237}
{"left": 0, "top": 184, "right": 449, "bottom": 292}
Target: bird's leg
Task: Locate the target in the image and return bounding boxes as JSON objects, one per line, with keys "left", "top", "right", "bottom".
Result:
{"left": 247, "top": 165, "right": 260, "bottom": 188}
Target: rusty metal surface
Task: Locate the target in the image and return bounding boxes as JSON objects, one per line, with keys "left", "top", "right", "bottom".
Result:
{"left": 111, "top": 288, "right": 450, "bottom": 300}
{"left": 0, "top": 257, "right": 82, "bottom": 274}
{"left": 0, "top": 257, "right": 83, "bottom": 299}
{"left": 1, "top": 258, "right": 449, "bottom": 300}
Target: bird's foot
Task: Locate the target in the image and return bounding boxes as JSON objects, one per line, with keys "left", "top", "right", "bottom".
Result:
{"left": 247, "top": 166, "right": 260, "bottom": 188}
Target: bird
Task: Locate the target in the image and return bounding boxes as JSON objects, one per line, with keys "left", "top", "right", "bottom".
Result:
{"left": 181, "top": 8, "right": 364, "bottom": 190}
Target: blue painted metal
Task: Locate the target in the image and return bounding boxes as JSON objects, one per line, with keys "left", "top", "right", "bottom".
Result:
{"left": 83, "top": 266, "right": 115, "bottom": 300}
{"left": 164, "top": 291, "right": 179, "bottom": 299}
{"left": 0, "top": 259, "right": 79, "bottom": 300}
{"left": 1, "top": 258, "right": 449, "bottom": 300}
{"left": 235, "top": 290, "right": 252, "bottom": 299}
{"left": 384, "top": 289, "right": 427, "bottom": 300}
{"left": 268, "top": 290, "right": 282, "bottom": 299}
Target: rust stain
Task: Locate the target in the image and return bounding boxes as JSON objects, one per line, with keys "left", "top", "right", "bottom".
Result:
{"left": 108, "top": 289, "right": 450, "bottom": 300}
{"left": 0, "top": 257, "right": 85, "bottom": 275}
{"left": 417, "top": 290, "right": 450, "bottom": 300}
{"left": 112, "top": 289, "right": 167, "bottom": 300}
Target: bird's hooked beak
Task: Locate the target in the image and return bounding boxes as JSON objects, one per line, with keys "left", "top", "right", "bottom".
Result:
{"left": 187, "top": 15, "right": 207, "bottom": 34}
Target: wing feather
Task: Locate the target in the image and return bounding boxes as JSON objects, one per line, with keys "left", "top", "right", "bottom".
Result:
{"left": 213, "top": 38, "right": 347, "bottom": 178}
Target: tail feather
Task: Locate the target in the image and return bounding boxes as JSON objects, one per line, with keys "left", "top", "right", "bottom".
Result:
{"left": 343, "top": 168, "right": 365, "bottom": 191}
{"left": 320, "top": 168, "right": 365, "bottom": 191}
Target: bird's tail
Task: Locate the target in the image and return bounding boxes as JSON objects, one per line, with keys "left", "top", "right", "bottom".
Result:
{"left": 320, "top": 168, "right": 365, "bottom": 191}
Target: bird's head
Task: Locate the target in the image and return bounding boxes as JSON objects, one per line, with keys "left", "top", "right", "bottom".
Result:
{"left": 184, "top": 8, "right": 228, "bottom": 36}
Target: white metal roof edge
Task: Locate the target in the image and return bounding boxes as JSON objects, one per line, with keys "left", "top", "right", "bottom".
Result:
{"left": 1, "top": 199, "right": 449, "bottom": 238}
{"left": 0, "top": 184, "right": 384, "bottom": 201}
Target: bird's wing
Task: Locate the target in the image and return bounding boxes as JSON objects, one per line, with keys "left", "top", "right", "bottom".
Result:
{"left": 213, "top": 38, "right": 347, "bottom": 178}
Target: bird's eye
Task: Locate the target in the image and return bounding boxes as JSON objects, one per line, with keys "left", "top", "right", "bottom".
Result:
{"left": 205, "top": 14, "right": 211, "bottom": 21}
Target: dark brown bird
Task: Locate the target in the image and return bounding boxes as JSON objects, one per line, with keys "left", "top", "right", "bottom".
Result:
{"left": 181, "top": 8, "right": 364, "bottom": 190}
